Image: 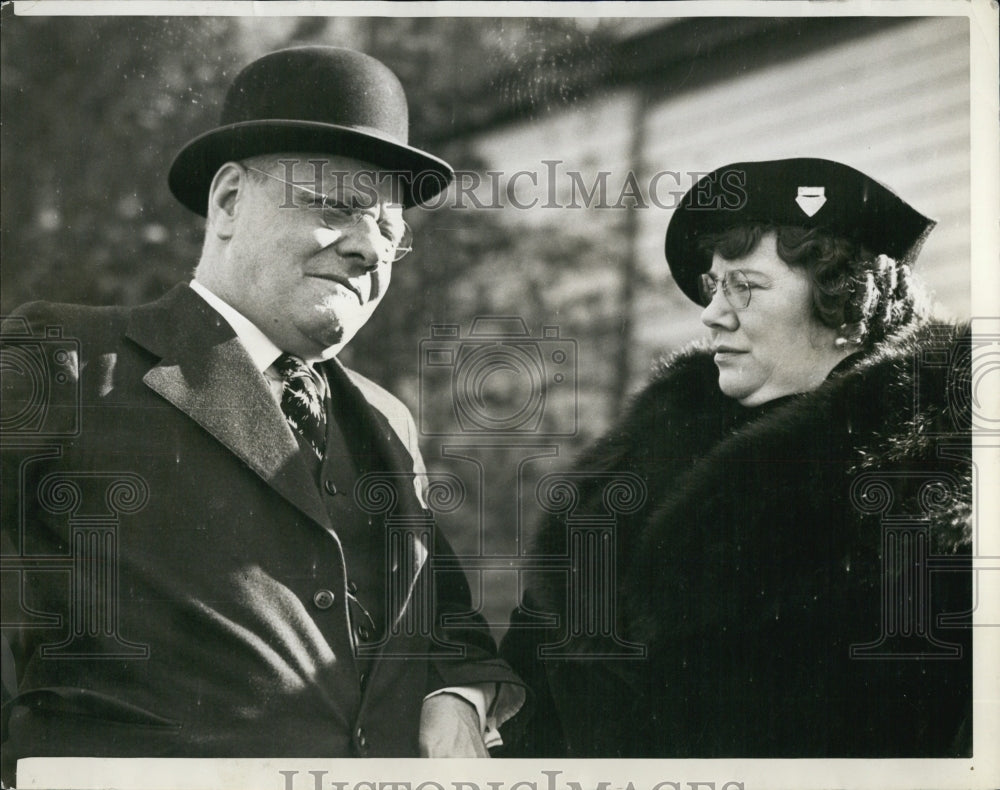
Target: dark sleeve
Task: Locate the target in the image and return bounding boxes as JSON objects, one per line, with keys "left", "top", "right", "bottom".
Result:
{"left": 424, "top": 524, "right": 527, "bottom": 694}
{"left": 498, "top": 587, "right": 651, "bottom": 758}
{"left": 494, "top": 595, "right": 566, "bottom": 757}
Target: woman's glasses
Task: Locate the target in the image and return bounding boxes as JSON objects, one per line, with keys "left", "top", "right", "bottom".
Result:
{"left": 698, "top": 270, "right": 753, "bottom": 310}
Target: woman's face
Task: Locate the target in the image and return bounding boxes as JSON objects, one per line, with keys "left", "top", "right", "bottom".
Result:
{"left": 700, "top": 232, "right": 848, "bottom": 407}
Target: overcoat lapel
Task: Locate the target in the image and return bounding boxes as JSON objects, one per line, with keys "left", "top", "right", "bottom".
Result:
{"left": 127, "top": 284, "right": 428, "bottom": 645}
{"left": 125, "top": 285, "right": 331, "bottom": 529}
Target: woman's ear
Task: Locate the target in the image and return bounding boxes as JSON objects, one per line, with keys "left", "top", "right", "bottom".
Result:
{"left": 205, "top": 162, "right": 245, "bottom": 240}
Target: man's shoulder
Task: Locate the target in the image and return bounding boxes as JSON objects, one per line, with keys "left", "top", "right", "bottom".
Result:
{"left": 342, "top": 367, "right": 413, "bottom": 422}
{"left": 3, "top": 300, "right": 130, "bottom": 334}
{"left": 2, "top": 286, "right": 215, "bottom": 358}
{"left": 340, "top": 365, "right": 425, "bottom": 480}
{"left": 2, "top": 301, "right": 137, "bottom": 368}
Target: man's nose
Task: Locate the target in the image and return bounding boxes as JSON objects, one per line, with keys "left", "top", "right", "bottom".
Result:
{"left": 336, "top": 216, "right": 384, "bottom": 271}
{"left": 700, "top": 286, "right": 738, "bottom": 331}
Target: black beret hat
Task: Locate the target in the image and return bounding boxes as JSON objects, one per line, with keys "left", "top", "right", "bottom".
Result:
{"left": 168, "top": 46, "right": 454, "bottom": 213}
{"left": 664, "top": 158, "right": 936, "bottom": 304}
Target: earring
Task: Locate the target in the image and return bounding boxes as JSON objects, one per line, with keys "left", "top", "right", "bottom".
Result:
{"left": 835, "top": 322, "right": 865, "bottom": 348}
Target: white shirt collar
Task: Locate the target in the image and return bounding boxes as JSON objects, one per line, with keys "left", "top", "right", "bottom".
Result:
{"left": 190, "top": 280, "right": 332, "bottom": 373}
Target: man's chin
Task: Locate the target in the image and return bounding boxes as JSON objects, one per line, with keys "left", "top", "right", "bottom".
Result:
{"left": 300, "top": 317, "right": 345, "bottom": 354}
{"left": 308, "top": 301, "right": 380, "bottom": 356}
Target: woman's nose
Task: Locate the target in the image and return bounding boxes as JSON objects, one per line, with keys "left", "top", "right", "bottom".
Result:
{"left": 700, "top": 286, "right": 738, "bottom": 330}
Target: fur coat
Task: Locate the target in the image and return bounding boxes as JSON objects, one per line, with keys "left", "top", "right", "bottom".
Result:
{"left": 499, "top": 323, "right": 972, "bottom": 758}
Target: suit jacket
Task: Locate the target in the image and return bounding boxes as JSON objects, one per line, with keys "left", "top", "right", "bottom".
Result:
{"left": 1, "top": 284, "right": 519, "bottom": 781}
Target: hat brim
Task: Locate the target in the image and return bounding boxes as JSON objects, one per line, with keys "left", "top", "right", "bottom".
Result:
{"left": 664, "top": 158, "right": 935, "bottom": 305}
{"left": 665, "top": 205, "right": 737, "bottom": 304}
{"left": 168, "top": 120, "right": 455, "bottom": 214}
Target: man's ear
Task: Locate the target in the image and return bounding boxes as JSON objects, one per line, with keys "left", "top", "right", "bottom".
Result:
{"left": 205, "top": 162, "right": 246, "bottom": 240}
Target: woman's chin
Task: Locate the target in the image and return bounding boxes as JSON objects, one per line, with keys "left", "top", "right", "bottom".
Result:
{"left": 716, "top": 370, "right": 751, "bottom": 402}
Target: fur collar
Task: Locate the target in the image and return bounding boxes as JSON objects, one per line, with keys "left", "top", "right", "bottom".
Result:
{"left": 530, "top": 323, "right": 971, "bottom": 650}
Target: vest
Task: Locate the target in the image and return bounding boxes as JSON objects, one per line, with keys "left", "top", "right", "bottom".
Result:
{"left": 291, "top": 369, "right": 388, "bottom": 687}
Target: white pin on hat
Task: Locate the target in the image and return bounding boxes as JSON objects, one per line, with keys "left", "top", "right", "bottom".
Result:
{"left": 795, "top": 187, "right": 826, "bottom": 217}
{"left": 795, "top": 186, "right": 827, "bottom": 217}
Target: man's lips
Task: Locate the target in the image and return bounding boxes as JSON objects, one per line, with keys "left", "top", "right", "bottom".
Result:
{"left": 309, "top": 274, "right": 363, "bottom": 304}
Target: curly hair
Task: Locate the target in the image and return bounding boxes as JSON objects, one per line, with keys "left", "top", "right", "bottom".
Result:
{"left": 697, "top": 223, "right": 930, "bottom": 347}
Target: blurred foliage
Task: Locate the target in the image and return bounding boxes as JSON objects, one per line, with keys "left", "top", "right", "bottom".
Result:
{"left": 2, "top": 15, "right": 247, "bottom": 308}
{"left": 1, "top": 14, "right": 626, "bottom": 313}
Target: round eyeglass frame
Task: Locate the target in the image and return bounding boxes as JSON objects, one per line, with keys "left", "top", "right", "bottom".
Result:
{"left": 245, "top": 165, "right": 413, "bottom": 263}
{"left": 698, "top": 270, "right": 753, "bottom": 310}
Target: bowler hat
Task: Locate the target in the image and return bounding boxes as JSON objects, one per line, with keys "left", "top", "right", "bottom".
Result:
{"left": 664, "top": 158, "right": 935, "bottom": 304}
{"left": 168, "top": 46, "right": 454, "bottom": 213}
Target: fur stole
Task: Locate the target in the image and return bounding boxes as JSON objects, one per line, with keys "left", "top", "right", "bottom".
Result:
{"left": 513, "top": 322, "right": 972, "bottom": 756}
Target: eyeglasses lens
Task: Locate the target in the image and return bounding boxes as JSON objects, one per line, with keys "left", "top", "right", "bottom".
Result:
{"left": 698, "top": 271, "right": 752, "bottom": 309}
{"left": 727, "top": 271, "right": 751, "bottom": 309}
{"left": 321, "top": 201, "right": 412, "bottom": 263}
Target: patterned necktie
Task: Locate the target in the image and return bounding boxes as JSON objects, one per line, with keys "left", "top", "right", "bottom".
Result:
{"left": 274, "top": 353, "right": 327, "bottom": 459}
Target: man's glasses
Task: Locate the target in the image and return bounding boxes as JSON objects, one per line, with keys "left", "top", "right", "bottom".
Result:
{"left": 246, "top": 166, "right": 413, "bottom": 263}
{"left": 698, "top": 270, "right": 753, "bottom": 310}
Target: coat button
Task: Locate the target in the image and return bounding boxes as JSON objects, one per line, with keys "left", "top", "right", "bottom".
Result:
{"left": 356, "top": 623, "right": 372, "bottom": 642}
{"left": 323, "top": 480, "right": 338, "bottom": 495}
{"left": 347, "top": 580, "right": 358, "bottom": 595}
{"left": 312, "top": 589, "right": 335, "bottom": 609}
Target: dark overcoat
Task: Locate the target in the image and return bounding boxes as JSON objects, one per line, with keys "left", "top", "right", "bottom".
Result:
{"left": 500, "top": 323, "right": 972, "bottom": 758}
{"left": 1, "top": 284, "right": 519, "bottom": 783}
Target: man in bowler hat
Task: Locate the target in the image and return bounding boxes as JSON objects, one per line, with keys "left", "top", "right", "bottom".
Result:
{"left": 0, "top": 47, "right": 524, "bottom": 781}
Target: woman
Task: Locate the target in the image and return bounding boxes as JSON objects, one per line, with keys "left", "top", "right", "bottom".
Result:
{"left": 499, "top": 158, "right": 972, "bottom": 758}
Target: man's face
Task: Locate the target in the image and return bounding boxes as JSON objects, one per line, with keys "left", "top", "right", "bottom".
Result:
{"left": 218, "top": 155, "right": 405, "bottom": 358}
